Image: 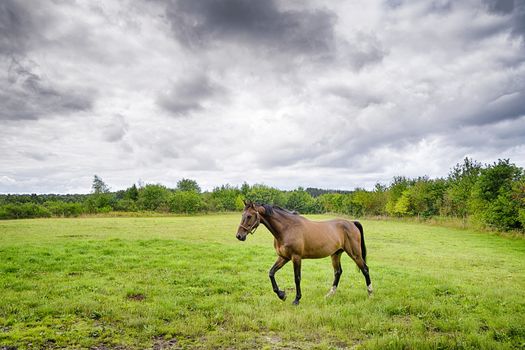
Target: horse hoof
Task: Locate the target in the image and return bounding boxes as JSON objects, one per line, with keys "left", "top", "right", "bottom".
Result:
{"left": 325, "top": 286, "right": 336, "bottom": 298}
{"left": 292, "top": 299, "right": 300, "bottom": 306}
{"left": 367, "top": 284, "right": 373, "bottom": 297}
{"left": 277, "top": 291, "right": 287, "bottom": 301}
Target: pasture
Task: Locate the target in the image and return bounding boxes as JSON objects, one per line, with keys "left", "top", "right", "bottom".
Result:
{"left": 0, "top": 214, "right": 524, "bottom": 349}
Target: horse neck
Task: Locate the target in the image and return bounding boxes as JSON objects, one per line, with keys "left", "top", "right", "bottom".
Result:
{"left": 260, "top": 209, "right": 294, "bottom": 241}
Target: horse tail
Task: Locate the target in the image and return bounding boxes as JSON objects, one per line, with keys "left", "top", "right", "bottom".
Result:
{"left": 353, "top": 221, "right": 366, "bottom": 263}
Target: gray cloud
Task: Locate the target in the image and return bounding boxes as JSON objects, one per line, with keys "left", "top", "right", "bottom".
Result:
{"left": 0, "top": 0, "right": 40, "bottom": 55}
{"left": 343, "top": 32, "right": 386, "bottom": 70}
{"left": 483, "top": 0, "right": 525, "bottom": 41}
{"left": 324, "top": 84, "right": 383, "bottom": 108}
{"left": 467, "top": 91, "right": 525, "bottom": 125}
{"left": 102, "top": 114, "right": 129, "bottom": 142}
{"left": 157, "top": 74, "right": 224, "bottom": 115}
{"left": 164, "top": 0, "right": 336, "bottom": 58}
{"left": 19, "top": 151, "right": 56, "bottom": 162}
{"left": 1, "top": 0, "right": 525, "bottom": 193}
{"left": 0, "top": 1, "right": 96, "bottom": 122}
{"left": 0, "top": 59, "right": 94, "bottom": 121}
{"left": 484, "top": 0, "right": 515, "bottom": 14}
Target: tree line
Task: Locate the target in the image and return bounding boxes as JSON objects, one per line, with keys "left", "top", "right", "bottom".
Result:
{"left": 1, "top": 158, "right": 524, "bottom": 232}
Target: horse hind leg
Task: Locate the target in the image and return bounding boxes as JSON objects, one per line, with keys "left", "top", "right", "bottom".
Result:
{"left": 343, "top": 231, "right": 373, "bottom": 297}
{"left": 357, "top": 257, "right": 373, "bottom": 297}
{"left": 326, "top": 250, "right": 343, "bottom": 298}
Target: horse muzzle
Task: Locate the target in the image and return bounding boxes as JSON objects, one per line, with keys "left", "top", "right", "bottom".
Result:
{"left": 236, "top": 231, "right": 247, "bottom": 241}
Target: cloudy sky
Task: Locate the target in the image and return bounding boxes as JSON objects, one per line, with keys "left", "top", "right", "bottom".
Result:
{"left": 1, "top": 0, "right": 524, "bottom": 194}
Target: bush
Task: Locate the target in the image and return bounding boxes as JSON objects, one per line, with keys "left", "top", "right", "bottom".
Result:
{"left": 286, "top": 188, "right": 316, "bottom": 214}
{"left": 44, "top": 201, "right": 85, "bottom": 217}
{"left": 170, "top": 191, "right": 205, "bottom": 214}
{"left": 208, "top": 185, "right": 241, "bottom": 211}
{"left": 113, "top": 199, "right": 138, "bottom": 212}
{"left": 0, "top": 203, "right": 51, "bottom": 219}
{"left": 137, "top": 184, "right": 171, "bottom": 211}
{"left": 469, "top": 159, "right": 523, "bottom": 230}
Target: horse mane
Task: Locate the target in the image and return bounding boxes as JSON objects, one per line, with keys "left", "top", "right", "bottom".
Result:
{"left": 260, "top": 204, "right": 298, "bottom": 216}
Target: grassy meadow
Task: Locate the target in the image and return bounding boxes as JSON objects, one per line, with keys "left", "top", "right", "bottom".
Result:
{"left": 0, "top": 214, "right": 524, "bottom": 349}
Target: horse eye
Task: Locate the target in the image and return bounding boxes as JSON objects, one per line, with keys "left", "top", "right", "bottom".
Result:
{"left": 247, "top": 215, "right": 252, "bottom": 219}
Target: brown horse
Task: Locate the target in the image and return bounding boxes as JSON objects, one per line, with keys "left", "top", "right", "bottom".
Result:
{"left": 236, "top": 201, "right": 372, "bottom": 305}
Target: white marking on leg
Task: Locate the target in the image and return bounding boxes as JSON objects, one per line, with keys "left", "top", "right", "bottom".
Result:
{"left": 325, "top": 286, "right": 337, "bottom": 298}
{"left": 367, "top": 283, "right": 373, "bottom": 297}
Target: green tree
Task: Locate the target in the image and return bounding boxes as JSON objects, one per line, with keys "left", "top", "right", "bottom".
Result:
{"left": 246, "top": 184, "right": 286, "bottom": 206}
{"left": 137, "top": 184, "right": 171, "bottom": 211}
{"left": 85, "top": 175, "right": 114, "bottom": 213}
{"left": 177, "top": 179, "right": 201, "bottom": 193}
{"left": 407, "top": 177, "right": 447, "bottom": 218}
{"left": 386, "top": 176, "right": 411, "bottom": 216}
{"left": 240, "top": 182, "right": 250, "bottom": 196}
{"left": 443, "top": 158, "right": 482, "bottom": 218}
{"left": 351, "top": 187, "right": 387, "bottom": 216}
{"left": 208, "top": 185, "right": 241, "bottom": 211}
{"left": 317, "top": 193, "right": 345, "bottom": 213}
{"left": 393, "top": 190, "right": 411, "bottom": 216}
{"left": 92, "top": 175, "right": 110, "bottom": 193}
{"left": 170, "top": 191, "right": 205, "bottom": 214}
{"left": 470, "top": 159, "right": 523, "bottom": 230}
{"left": 286, "top": 188, "right": 315, "bottom": 213}
{"left": 124, "top": 184, "right": 139, "bottom": 201}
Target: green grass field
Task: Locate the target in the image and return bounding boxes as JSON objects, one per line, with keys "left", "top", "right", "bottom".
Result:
{"left": 1, "top": 214, "right": 524, "bottom": 349}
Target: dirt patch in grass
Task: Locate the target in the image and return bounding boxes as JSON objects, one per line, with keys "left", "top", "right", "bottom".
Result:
{"left": 89, "top": 345, "right": 129, "bottom": 350}
{"left": 126, "top": 293, "right": 146, "bottom": 301}
{"left": 152, "top": 336, "right": 179, "bottom": 350}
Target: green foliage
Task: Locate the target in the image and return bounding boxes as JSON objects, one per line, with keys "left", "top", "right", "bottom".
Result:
{"left": 208, "top": 185, "right": 241, "bottom": 211}
{"left": 406, "top": 177, "right": 447, "bottom": 218}
{"left": 44, "top": 201, "right": 84, "bottom": 217}
{"left": 317, "top": 193, "right": 345, "bottom": 213}
{"left": 285, "top": 188, "right": 316, "bottom": 213}
{"left": 177, "top": 178, "right": 201, "bottom": 193}
{"left": 352, "top": 187, "right": 387, "bottom": 216}
{"left": 393, "top": 190, "right": 411, "bottom": 216}
{"left": 91, "top": 175, "right": 110, "bottom": 194}
{"left": 124, "top": 184, "right": 139, "bottom": 201}
{"left": 1, "top": 158, "right": 524, "bottom": 232}
{"left": 113, "top": 199, "right": 138, "bottom": 212}
{"left": 246, "top": 184, "right": 286, "bottom": 206}
{"left": 0, "top": 203, "right": 51, "bottom": 219}
{"left": 470, "top": 159, "right": 523, "bottom": 230}
{"left": 170, "top": 191, "right": 205, "bottom": 214}
{"left": 84, "top": 193, "right": 115, "bottom": 214}
{"left": 137, "top": 184, "right": 171, "bottom": 211}
{"left": 386, "top": 176, "right": 411, "bottom": 216}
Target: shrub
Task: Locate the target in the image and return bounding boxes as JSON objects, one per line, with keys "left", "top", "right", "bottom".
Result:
{"left": 170, "top": 191, "right": 205, "bottom": 214}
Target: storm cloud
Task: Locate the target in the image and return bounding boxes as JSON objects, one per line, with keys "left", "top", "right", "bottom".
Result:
{"left": 1, "top": 59, "right": 94, "bottom": 121}
{"left": 0, "top": 0, "right": 524, "bottom": 193}
{"left": 0, "top": 1, "right": 95, "bottom": 121}
{"left": 157, "top": 73, "right": 224, "bottom": 115}
{"left": 164, "top": 0, "right": 336, "bottom": 57}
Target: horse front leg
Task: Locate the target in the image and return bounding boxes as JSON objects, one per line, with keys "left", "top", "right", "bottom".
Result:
{"left": 292, "top": 255, "right": 302, "bottom": 305}
{"left": 269, "top": 256, "right": 289, "bottom": 301}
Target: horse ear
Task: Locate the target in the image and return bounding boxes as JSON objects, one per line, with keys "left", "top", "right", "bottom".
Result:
{"left": 243, "top": 199, "right": 247, "bottom": 206}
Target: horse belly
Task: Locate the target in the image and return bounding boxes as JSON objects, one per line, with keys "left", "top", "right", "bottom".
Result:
{"left": 302, "top": 229, "right": 344, "bottom": 259}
